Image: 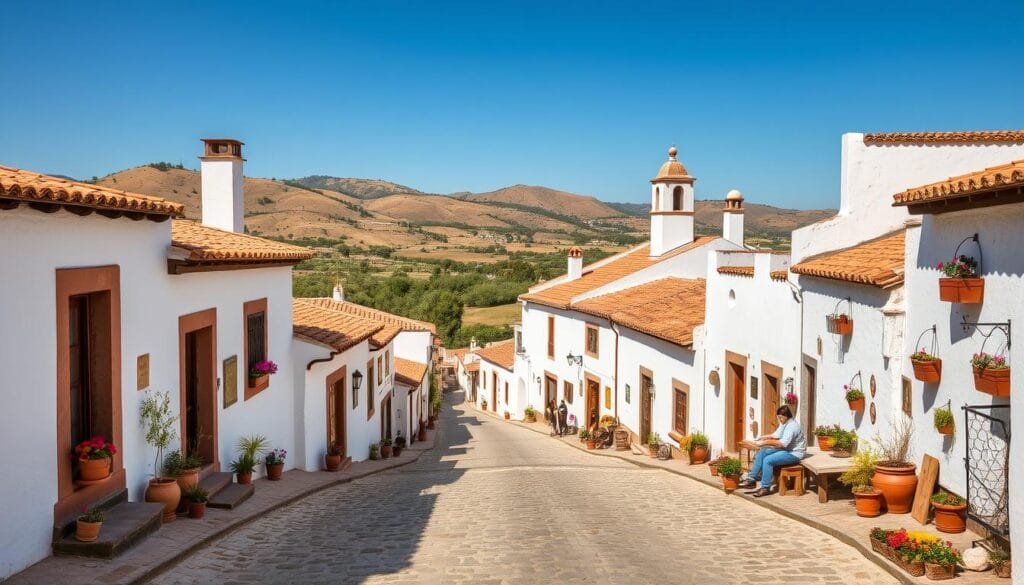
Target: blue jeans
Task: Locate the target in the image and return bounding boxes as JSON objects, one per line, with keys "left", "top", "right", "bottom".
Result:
{"left": 747, "top": 448, "right": 801, "bottom": 489}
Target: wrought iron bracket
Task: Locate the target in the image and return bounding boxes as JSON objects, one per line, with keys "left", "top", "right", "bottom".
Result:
{"left": 961, "top": 317, "right": 1011, "bottom": 349}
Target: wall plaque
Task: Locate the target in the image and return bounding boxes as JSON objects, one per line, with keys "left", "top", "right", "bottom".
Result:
{"left": 223, "top": 355, "right": 238, "bottom": 408}
{"left": 624, "top": 383, "right": 631, "bottom": 404}
{"left": 137, "top": 354, "right": 150, "bottom": 390}
{"left": 749, "top": 376, "right": 758, "bottom": 400}
{"left": 604, "top": 386, "right": 612, "bottom": 409}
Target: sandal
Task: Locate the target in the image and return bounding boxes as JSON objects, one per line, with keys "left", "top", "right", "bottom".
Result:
{"left": 752, "top": 488, "right": 772, "bottom": 498}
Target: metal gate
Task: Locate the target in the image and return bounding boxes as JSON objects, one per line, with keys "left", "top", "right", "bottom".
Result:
{"left": 963, "top": 404, "right": 1011, "bottom": 535}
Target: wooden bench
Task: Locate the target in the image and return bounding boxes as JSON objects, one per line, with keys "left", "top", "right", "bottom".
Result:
{"left": 800, "top": 447, "right": 853, "bottom": 503}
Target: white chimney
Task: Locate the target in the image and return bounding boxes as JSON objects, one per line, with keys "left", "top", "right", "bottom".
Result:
{"left": 567, "top": 246, "right": 583, "bottom": 280}
{"left": 200, "top": 138, "right": 245, "bottom": 233}
{"left": 469, "top": 337, "right": 478, "bottom": 351}
{"left": 723, "top": 189, "right": 745, "bottom": 246}
{"left": 332, "top": 283, "right": 345, "bottom": 302}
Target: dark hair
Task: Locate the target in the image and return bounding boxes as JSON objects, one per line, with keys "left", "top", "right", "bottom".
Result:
{"left": 776, "top": 405, "right": 793, "bottom": 419}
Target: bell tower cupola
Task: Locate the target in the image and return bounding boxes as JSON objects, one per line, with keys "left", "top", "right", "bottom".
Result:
{"left": 649, "top": 145, "right": 696, "bottom": 256}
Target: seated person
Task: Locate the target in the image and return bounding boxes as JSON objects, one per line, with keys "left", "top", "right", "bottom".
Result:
{"left": 739, "top": 405, "right": 806, "bottom": 497}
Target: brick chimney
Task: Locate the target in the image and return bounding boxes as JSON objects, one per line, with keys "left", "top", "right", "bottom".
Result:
{"left": 567, "top": 246, "right": 583, "bottom": 281}
{"left": 199, "top": 138, "right": 245, "bottom": 233}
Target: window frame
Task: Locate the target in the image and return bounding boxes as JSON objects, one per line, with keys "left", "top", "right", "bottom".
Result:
{"left": 547, "top": 315, "right": 555, "bottom": 359}
{"left": 584, "top": 323, "right": 599, "bottom": 358}
{"left": 243, "top": 298, "right": 269, "bottom": 400}
{"left": 366, "top": 359, "right": 376, "bottom": 420}
{"left": 672, "top": 379, "right": 689, "bottom": 435}
{"left": 377, "top": 355, "right": 383, "bottom": 386}
{"left": 563, "top": 380, "right": 573, "bottom": 404}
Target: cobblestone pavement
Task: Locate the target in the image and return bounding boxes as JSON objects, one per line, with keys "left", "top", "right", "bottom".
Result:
{"left": 149, "top": 393, "right": 897, "bottom": 585}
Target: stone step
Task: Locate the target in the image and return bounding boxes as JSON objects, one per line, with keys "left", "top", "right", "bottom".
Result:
{"left": 53, "top": 501, "right": 163, "bottom": 559}
{"left": 207, "top": 481, "right": 254, "bottom": 510}
{"left": 53, "top": 488, "right": 129, "bottom": 541}
{"left": 198, "top": 471, "right": 233, "bottom": 499}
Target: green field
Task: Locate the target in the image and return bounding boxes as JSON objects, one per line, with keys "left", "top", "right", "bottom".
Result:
{"left": 462, "top": 303, "right": 522, "bottom": 328}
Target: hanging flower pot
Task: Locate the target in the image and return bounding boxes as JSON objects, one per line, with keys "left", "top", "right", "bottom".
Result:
{"left": 934, "top": 406, "right": 955, "bottom": 437}
{"left": 845, "top": 386, "right": 865, "bottom": 412}
{"left": 910, "top": 348, "right": 942, "bottom": 383}
{"left": 971, "top": 353, "right": 1010, "bottom": 396}
{"left": 939, "top": 277, "right": 984, "bottom": 303}
{"left": 834, "top": 314, "right": 853, "bottom": 336}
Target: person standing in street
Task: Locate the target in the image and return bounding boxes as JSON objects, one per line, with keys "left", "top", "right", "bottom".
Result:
{"left": 557, "top": 400, "right": 568, "bottom": 437}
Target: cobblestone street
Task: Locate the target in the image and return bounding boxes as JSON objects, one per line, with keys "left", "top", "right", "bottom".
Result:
{"left": 149, "top": 393, "right": 897, "bottom": 585}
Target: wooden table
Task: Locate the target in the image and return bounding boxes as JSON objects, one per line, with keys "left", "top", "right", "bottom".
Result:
{"left": 738, "top": 440, "right": 760, "bottom": 471}
{"left": 800, "top": 447, "right": 853, "bottom": 503}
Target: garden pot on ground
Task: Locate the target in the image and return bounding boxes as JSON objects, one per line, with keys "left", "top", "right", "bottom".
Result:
{"left": 145, "top": 478, "right": 182, "bottom": 523}
{"left": 871, "top": 463, "right": 918, "bottom": 514}
{"left": 994, "top": 562, "right": 1011, "bottom": 578}
{"left": 188, "top": 502, "right": 207, "bottom": 519}
{"left": 648, "top": 445, "right": 659, "bottom": 458}
{"left": 236, "top": 471, "right": 253, "bottom": 485}
{"left": 912, "top": 359, "right": 942, "bottom": 383}
{"left": 925, "top": 563, "right": 955, "bottom": 580}
{"left": 524, "top": 413, "right": 537, "bottom": 423}
{"left": 848, "top": 397, "right": 865, "bottom": 412}
{"left": 75, "top": 520, "right": 102, "bottom": 542}
{"left": 852, "top": 488, "right": 884, "bottom": 518}
{"left": 175, "top": 467, "right": 200, "bottom": 491}
{"left": 78, "top": 457, "right": 111, "bottom": 482}
{"left": 586, "top": 439, "right": 596, "bottom": 450}
{"left": 393, "top": 446, "right": 403, "bottom": 457}
{"left": 504, "top": 412, "right": 510, "bottom": 420}
{"left": 380, "top": 445, "right": 393, "bottom": 459}
{"left": 931, "top": 501, "right": 967, "bottom": 533}
{"left": 722, "top": 475, "right": 740, "bottom": 493}
{"left": 325, "top": 454, "right": 342, "bottom": 471}
{"left": 709, "top": 463, "right": 720, "bottom": 477}
{"left": 267, "top": 462, "right": 284, "bottom": 481}
{"left": 973, "top": 367, "right": 1010, "bottom": 397}
{"left": 689, "top": 446, "right": 708, "bottom": 464}
{"left": 427, "top": 417, "right": 436, "bottom": 429}
{"left": 418, "top": 426, "right": 428, "bottom": 442}
{"left": 816, "top": 435, "right": 834, "bottom": 451}
{"left": 939, "top": 277, "right": 984, "bottom": 304}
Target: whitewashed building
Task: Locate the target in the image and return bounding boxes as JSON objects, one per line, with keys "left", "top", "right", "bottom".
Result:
{"left": 470, "top": 339, "right": 517, "bottom": 417}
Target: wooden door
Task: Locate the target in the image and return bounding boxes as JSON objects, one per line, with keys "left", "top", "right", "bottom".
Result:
{"left": 327, "top": 376, "right": 346, "bottom": 458}
{"left": 586, "top": 378, "right": 600, "bottom": 430}
{"left": 180, "top": 317, "right": 216, "bottom": 466}
{"left": 803, "top": 362, "right": 817, "bottom": 435}
{"left": 761, "top": 362, "right": 783, "bottom": 437}
{"left": 729, "top": 362, "right": 745, "bottom": 452}
{"left": 640, "top": 373, "right": 653, "bottom": 442}
{"left": 544, "top": 375, "right": 557, "bottom": 419}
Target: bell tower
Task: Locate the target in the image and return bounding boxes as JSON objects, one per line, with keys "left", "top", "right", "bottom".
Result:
{"left": 649, "top": 146, "right": 695, "bottom": 256}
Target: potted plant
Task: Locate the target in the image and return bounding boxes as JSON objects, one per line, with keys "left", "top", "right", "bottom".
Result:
{"left": 325, "top": 443, "right": 344, "bottom": 471}
{"left": 480, "top": 398, "right": 488, "bottom": 411}
{"left": 909, "top": 348, "right": 942, "bottom": 383}
{"left": 230, "top": 435, "right": 268, "bottom": 485}
{"left": 938, "top": 255, "right": 983, "bottom": 303}
{"left": 829, "top": 313, "right": 853, "bottom": 336}
{"left": 140, "top": 391, "right": 181, "bottom": 523}
{"left": 523, "top": 406, "right": 537, "bottom": 423}
{"left": 646, "top": 432, "right": 661, "bottom": 458}
{"left": 784, "top": 391, "right": 798, "bottom": 406}
{"left": 73, "top": 436, "right": 116, "bottom": 484}
{"left": 688, "top": 432, "right": 709, "bottom": 464}
{"left": 814, "top": 424, "right": 839, "bottom": 451}
{"left": 75, "top": 507, "right": 105, "bottom": 542}
{"left": 930, "top": 492, "right": 967, "bottom": 533}
{"left": 989, "top": 547, "right": 1012, "bottom": 579}
{"left": 872, "top": 417, "right": 918, "bottom": 514}
{"left": 934, "top": 406, "right": 955, "bottom": 436}
{"left": 265, "top": 448, "right": 286, "bottom": 480}
{"left": 831, "top": 429, "right": 858, "bottom": 457}
{"left": 249, "top": 359, "right": 278, "bottom": 389}
{"left": 845, "top": 386, "right": 865, "bottom": 412}
{"left": 717, "top": 458, "right": 743, "bottom": 493}
{"left": 164, "top": 449, "right": 203, "bottom": 493}
{"left": 707, "top": 454, "right": 729, "bottom": 477}
{"left": 380, "top": 437, "right": 393, "bottom": 459}
{"left": 580, "top": 429, "right": 595, "bottom": 449}
{"left": 368, "top": 443, "right": 380, "bottom": 460}
{"left": 182, "top": 484, "right": 209, "bottom": 519}
{"left": 503, "top": 411, "right": 510, "bottom": 420}
{"left": 971, "top": 352, "right": 1010, "bottom": 396}
{"left": 393, "top": 432, "right": 406, "bottom": 456}
{"left": 839, "top": 449, "right": 882, "bottom": 517}
{"left": 921, "top": 539, "right": 962, "bottom": 580}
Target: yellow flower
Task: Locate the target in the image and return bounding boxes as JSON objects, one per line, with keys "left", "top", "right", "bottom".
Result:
{"left": 907, "top": 531, "right": 940, "bottom": 543}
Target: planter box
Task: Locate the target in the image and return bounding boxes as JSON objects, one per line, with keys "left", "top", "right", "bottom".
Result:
{"left": 827, "top": 314, "right": 853, "bottom": 336}
{"left": 911, "top": 359, "right": 942, "bottom": 383}
{"left": 939, "top": 277, "right": 984, "bottom": 304}
{"left": 248, "top": 374, "right": 269, "bottom": 390}
{"left": 973, "top": 367, "right": 1010, "bottom": 397}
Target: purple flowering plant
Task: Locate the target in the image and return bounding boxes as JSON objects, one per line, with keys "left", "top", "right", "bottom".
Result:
{"left": 250, "top": 360, "right": 279, "bottom": 377}
{"left": 937, "top": 255, "right": 977, "bottom": 278}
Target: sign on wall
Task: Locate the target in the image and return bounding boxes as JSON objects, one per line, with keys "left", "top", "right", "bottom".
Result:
{"left": 137, "top": 354, "right": 150, "bottom": 390}
{"left": 749, "top": 376, "right": 758, "bottom": 400}
{"left": 224, "top": 355, "right": 238, "bottom": 408}
{"left": 624, "top": 383, "right": 631, "bottom": 404}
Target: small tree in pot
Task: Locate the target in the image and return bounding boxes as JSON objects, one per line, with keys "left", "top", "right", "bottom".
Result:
{"left": 140, "top": 391, "right": 181, "bottom": 523}
{"left": 230, "top": 435, "right": 268, "bottom": 485}
{"left": 717, "top": 458, "right": 743, "bottom": 493}
{"left": 839, "top": 448, "right": 882, "bottom": 517}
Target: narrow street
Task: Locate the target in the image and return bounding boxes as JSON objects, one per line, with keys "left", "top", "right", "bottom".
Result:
{"left": 149, "top": 392, "right": 897, "bottom": 585}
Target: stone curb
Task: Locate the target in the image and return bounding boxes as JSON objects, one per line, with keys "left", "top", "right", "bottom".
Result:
{"left": 496, "top": 411, "right": 917, "bottom": 585}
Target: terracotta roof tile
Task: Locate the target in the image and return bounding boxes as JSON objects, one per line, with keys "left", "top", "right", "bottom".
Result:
{"left": 292, "top": 299, "right": 382, "bottom": 353}
{"left": 716, "top": 266, "right": 789, "bottom": 282}
{"left": 573, "top": 278, "right": 706, "bottom": 348}
{"left": 0, "top": 165, "right": 184, "bottom": 219}
{"left": 892, "top": 160, "right": 1024, "bottom": 207}
{"left": 521, "top": 237, "right": 717, "bottom": 309}
{"left": 465, "top": 361, "right": 480, "bottom": 372}
{"left": 770, "top": 270, "right": 789, "bottom": 282}
{"left": 300, "top": 298, "right": 435, "bottom": 347}
{"left": 394, "top": 357, "right": 429, "bottom": 387}
{"left": 791, "top": 230, "right": 905, "bottom": 289}
{"left": 473, "top": 339, "right": 516, "bottom": 370}
{"left": 171, "top": 220, "right": 314, "bottom": 264}
{"left": 864, "top": 131, "right": 1024, "bottom": 145}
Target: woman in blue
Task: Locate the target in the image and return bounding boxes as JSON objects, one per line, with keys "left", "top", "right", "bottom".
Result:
{"left": 739, "top": 405, "right": 806, "bottom": 497}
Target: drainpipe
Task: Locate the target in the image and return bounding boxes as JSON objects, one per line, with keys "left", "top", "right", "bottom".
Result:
{"left": 786, "top": 279, "right": 806, "bottom": 430}
{"left": 611, "top": 321, "right": 621, "bottom": 421}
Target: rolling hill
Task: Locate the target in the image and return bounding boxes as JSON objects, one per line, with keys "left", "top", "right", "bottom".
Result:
{"left": 458, "top": 184, "right": 625, "bottom": 219}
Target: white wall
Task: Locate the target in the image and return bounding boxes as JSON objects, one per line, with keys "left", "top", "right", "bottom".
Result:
{"left": 476, "top": 359, "right": 517, "bottom": 417}
{"left": 791, "top": 134, "right": 1024, "bottom": 262}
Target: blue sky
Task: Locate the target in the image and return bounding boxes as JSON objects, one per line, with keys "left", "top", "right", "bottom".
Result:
{"left": 1, "top": 1, "right": 1021, "bottom": 208}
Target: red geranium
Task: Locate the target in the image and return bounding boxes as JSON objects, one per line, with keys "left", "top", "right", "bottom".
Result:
{"left": 74, "top": 436, "right": 117, "bottom": 460}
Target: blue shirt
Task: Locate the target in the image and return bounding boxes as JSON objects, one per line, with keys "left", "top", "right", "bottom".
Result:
{"left": 772, "top": 419, "right": 806, "bottom": 458}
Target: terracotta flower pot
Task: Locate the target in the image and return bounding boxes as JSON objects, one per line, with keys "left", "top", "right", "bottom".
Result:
{"left": 78, "top": 457, "right": 111, "bottom": 482}
{"left": 937, "top": 423, "right": 954, "bottom": 436}
{"left": 175, "top": 468, "right": 200, "bottom": 491}
{"left": 911, "top": 359, "right": 942, "bottom": 383}
{"left": 871, "top": 463, "right": 918, "bottom": 514}
{"left": 267, "top": 462, "right": 284, "bottom": 481}
{"left": 524, "top": 414, "right": 537, "bottom": 424}
{"left": 236, "top": 471, "right": 253, "bottom": 485}
{"left": 816, "top": 435, "right": 835, "bottom": 451}
{"left": 994, "top": 562, "right": 1011, "bottom": 578}
{"left": 848, "top": 397, "right": 865, "bottom": 412}
{"left": 418, "top": 426, "right": 428, "bottom": 441}
{"left": 722, "top": 474, "right": 740, "bottom": 493}
{"left": 973, "top": 367, "right": 1010, "bottom": 397}
{"left": 648, "top": 445, "right": 659, "bottom": 458}
{"left": 708, "top": 463, "right": 720, "bottom": 477}
{"left": 835, "top": 315, "right": 853, "bottom": 336}
{"left": 939, "top": 277, "right": 984, "bottom": 304}
{"left": 325, "top": 454, "right": 342, "bottom": 471}
{"left": 504, "top": 412, "right": 510, "bottom": 420}
{"left": 393, "top": 446, "right": 403, "bottom": 457}
{"left": 380, "top": 445, "right": 393, "bottom": 459}
{"left": 689, "top": 446, "right": 708, "bottom": 464}
{"left": 586, "top": 439, "right": 596, "bottom": 450}
{"left": 75, "top": 520, "right": 102, "bottom": 542}
{"left": 145, "top": 478, "right": 182, "bottom": 523}
{"left": 188, "top": 502, "right": 206, "bottom": 519}
{"left": 931, "top": 501, "right": 967, "bottom": 533}
{"left": 852, "top": 489, "right": 883, "bottom": 517}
